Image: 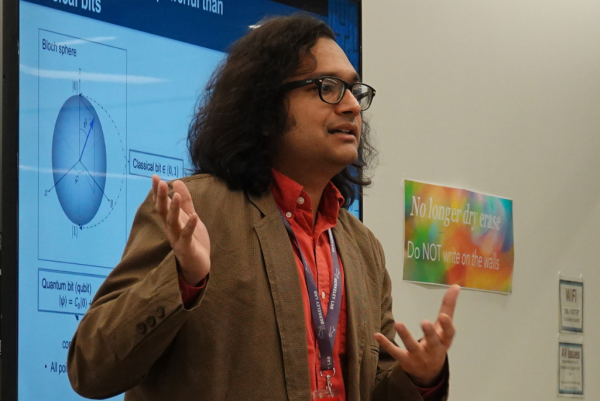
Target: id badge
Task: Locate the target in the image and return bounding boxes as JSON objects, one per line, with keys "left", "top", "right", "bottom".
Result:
{"left": 312, "top": 388, "right": 339, "bottom": 401}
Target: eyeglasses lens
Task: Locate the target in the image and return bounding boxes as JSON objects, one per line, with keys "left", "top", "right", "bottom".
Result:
{"left": 320, "top": 78, "right": 344, "bottom": 104}
{"left": 319, "top": 77, "right": 373, "bottom": 110}
{"left": 352, "top": 85, "right": 372, "bottom": 110}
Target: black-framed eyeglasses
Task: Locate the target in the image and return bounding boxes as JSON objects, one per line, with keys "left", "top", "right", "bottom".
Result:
{"left": 283, "top": 76, "right": 376, "bottom": 111}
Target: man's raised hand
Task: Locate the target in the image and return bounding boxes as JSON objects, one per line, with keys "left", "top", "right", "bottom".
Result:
{"left": 152, "top": 175, "right": 211, "bottom": 286}
{"left": 374, "top": 284, "right": 460, "bottom": 387}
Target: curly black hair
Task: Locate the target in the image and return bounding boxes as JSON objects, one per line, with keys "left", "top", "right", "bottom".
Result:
{"left": 188, "top": 14, "right": 376, "bottom": 208}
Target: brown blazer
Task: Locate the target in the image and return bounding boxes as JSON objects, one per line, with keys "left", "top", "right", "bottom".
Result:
{"left": 68, "top": 174, "right": 440, "bottom": 400}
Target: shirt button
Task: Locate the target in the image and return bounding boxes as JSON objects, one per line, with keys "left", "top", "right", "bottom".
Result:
{"left": 146, "top": 316, "right": 156, "bottom": 327}
{"left": 136, "top": 322, "right": 147, "bottom": 334}
{"left": 298, "top": 197, "right": 305, "bottom": 204}
{"left": 321, "top": 291, "right": 326, "bottom": 300}
{"left": 285, "top": 212, "right": 292, "bottom": 218}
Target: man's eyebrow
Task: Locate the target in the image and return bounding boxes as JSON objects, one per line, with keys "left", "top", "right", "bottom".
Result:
{"left": 304, "top": 71, "right": 362, "bottom": 82}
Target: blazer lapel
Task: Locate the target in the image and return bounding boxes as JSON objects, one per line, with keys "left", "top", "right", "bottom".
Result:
{"left": 333, "top": 221, "right": 368, "bottom": 401}
{"left": 249, "top": 192, "right": 311, "bottom": 401}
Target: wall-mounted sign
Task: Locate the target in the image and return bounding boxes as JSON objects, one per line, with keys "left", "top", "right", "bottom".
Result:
{"left": 559, "top": 278, "right": 584, "bottom": 333}
{"left": 403, "top": 180, "right": 514, "bottom": 293}
{"left": 558, "top": 342, "right": 584, "bottom": 397}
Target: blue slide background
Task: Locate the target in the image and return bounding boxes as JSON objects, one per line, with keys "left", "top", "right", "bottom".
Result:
{"left": 18, "top": 0, "right": 360, "bottom": 399}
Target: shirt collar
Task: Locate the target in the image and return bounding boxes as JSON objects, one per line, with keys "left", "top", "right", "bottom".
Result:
{"left": 270, "top": 169, "right": 344, "bottom": 227}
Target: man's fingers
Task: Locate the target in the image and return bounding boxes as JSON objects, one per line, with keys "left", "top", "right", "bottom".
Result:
{"left": 374, "top": 333, "right": 410, "bottom": 366}
{"left": 180, "top": 213, "right": 198, "bottom": 244}
{"left": 152, "top": 175, "right": 160, "bottom": 204}
{"left": 394, "top": 322, "right": 420, "bottom": 354}
{"left": 438, "top": 284, "right": 460, "bottom": 319}
{"left": 155, "top": 180, "right": 170, "bottom": 217}
{"left": 173, "top": 180, "right": 195, "bottom": 217}
{"left": 438, "top": 313, "right": 455, "bottom": 346}
{"left": 421, "top": 320, "right": 441, "bottom": 347}
{"left": 167, "top": 193, "right": 183, "bottom": 239}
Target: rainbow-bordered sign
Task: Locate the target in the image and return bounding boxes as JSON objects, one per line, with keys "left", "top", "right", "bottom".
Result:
{"left": 403, "top": 180, "right": 514, "bottom": 293}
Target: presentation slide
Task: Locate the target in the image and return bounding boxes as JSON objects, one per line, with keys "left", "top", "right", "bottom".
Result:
{"left": 17, "top": 0, "right": 359, "bottom": 399}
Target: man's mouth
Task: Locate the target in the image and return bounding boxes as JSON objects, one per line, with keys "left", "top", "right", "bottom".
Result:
{"left": 328, "top": 124, "right": 357, "bottom": 137}
{"left": 328, "top": 129, "right": 354, "bottom": 135}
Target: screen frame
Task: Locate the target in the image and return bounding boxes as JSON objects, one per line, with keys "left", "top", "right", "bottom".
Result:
{"left": 2, "top": 0, "right": 21, "bottom": 399}
{"left": 358, "top": 0, "right": 364, "bottom": 222}
{"left": 1, "top": 1, "right": 364, "bottom": 398}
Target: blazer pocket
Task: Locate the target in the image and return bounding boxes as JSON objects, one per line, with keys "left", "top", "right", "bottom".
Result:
{"left": 369, "top": 344, "right": 380, "bottom": 375}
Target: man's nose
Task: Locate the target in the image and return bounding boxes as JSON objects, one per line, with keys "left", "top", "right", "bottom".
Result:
{"left": 336, "top": 89, "right": 362, "bottom": 115}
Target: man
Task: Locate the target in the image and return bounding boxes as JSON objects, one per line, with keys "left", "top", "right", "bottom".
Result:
{"left": 68, "top": 14, "right": 459, "bottom": 401}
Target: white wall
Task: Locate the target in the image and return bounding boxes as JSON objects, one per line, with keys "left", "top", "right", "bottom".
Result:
{"left": 363, "top": 1, "right": 600, "bottom": 399}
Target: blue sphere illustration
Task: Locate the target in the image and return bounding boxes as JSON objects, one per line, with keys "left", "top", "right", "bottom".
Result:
{"left": 52, "top": 95, "right": 107, "bottom": 226}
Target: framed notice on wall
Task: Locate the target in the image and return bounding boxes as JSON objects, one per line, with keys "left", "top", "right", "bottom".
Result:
{"left": 403, "top": 180, "right": 514, "bottom": 293}
{"left": 559, "top": 278, "right": 584, "bottom": 333}
{"left": 558, "top": 342, "right": 584, "bottom": 397}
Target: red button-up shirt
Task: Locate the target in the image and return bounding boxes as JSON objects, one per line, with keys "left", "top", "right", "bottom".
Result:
{"left": 271, "top": 170, "right": 348, "bottom": 399}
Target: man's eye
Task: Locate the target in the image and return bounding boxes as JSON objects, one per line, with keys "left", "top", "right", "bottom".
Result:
{"left": 321, "top": 83, "right": 335, "bottom": 93}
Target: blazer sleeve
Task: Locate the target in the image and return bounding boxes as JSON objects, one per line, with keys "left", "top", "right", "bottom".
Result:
{"left": 67, "top": 189, "right": 206, "bottom": 399}
{"left": 369, "top": 237, "right": 449, "bottom": 401}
